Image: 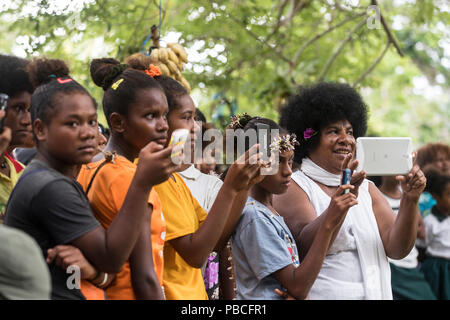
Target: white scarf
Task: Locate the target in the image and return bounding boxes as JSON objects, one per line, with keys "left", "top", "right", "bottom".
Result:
{"left": 299, "top": 157, "right": 392, "bottom": 300}
{"left": 300, "top": 157, "right": 341, "bottom": 186}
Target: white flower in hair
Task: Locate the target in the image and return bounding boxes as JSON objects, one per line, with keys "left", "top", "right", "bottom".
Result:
{"left": 269, "top": 134, "right": 300, "bottom": 153}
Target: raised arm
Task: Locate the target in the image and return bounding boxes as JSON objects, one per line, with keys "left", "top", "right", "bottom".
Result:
{"left": 371, "top": 165, "right": 426, "bottom": 259}
{"left": 169, "top": 145, "right": 263, "bottom": 268}
{"left": 71, "top": 142, "right": 178, "bottom": 273}
{"left": 274, "top": 184, "right": 357, "bottom": 299}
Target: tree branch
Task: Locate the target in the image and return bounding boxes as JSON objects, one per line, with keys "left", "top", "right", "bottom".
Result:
{"left": 224, "top": 11, "right": 291, "bottom": 64}
{"left": 126, "top": 0, "right": 153, "bottom": 49}
{"left": 371, "top": 0, "right": 404, "bottom": 57}
{"left": 289, "top": 11, "right": 366, "bottom": 74}
{"left": 352, "top": 41, "right": 391, "bottom": 87}
{"left": 317, "top": 18, "right": 366, "bottom": 82}
{"left": 265, "top": 0, "right": 290, "bottom": 42}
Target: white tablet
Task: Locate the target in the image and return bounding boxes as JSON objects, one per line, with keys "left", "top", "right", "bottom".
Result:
{"left": 355, "top": 137, "right": 413, "bottom": 175}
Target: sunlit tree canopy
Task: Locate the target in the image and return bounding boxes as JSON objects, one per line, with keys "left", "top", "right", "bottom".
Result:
{"left": 0, "top": 0, "right": 448, "bottom": 146}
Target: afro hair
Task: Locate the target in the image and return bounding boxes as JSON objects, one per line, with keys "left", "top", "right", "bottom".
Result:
{"left": 279, "top": 82, "right": 368, "bottom": 163}
{"left": 0, "top": 54, "right": 33, "bottom": 97}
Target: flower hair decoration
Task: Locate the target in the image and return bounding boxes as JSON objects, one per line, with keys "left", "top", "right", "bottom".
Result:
{"left": 303, "top": 128, "right": 317, "bottom": 141}
{"left": 145, "top": 64, "right": 162, "bottom": 78}
{"left": 229, "top": 112, "right": 252, "bottom": 129}
{"left": 270, "top": 134, "right": 300, "bottom": 153}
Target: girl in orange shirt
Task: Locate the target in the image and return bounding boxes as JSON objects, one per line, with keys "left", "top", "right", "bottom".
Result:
{"left": 76, "top": 59, "right": 179, "bottom": 299}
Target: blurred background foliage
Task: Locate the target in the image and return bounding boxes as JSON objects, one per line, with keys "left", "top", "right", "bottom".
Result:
{"left": 0, "top": 0, "right": 448, "bottom": 147}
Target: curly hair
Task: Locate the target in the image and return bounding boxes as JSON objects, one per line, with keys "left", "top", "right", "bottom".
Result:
{"left": 415, "top": 142, "right": 450, "bottom": 168}
{"left": 0, "top": 54, "right": 33, "bottom": 97}
{"left": 26, "top": 57, "right": 95, "bottom": 126}
{"left": 279, "top": 82, "right": 368, "bottom": 163}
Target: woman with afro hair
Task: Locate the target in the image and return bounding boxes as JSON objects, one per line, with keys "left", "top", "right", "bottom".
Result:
{"left": 273, "top": 82, "right": 427, "bottom": 300}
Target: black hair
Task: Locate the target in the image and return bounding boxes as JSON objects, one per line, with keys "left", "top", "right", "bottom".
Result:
{"left": 123, "top": 52, "right": 188, "bottom": 113}
{"left": 424, "top": 166, "right": 450, "bottom": 197}
{"left": 98, "top": 123, "right": 110, "bottom": 140}
{"left": 227, "top": 114, "right": 285, "bottom": 152}
{"left": 26, "top": 57, "right": 96, "bottom": 126}
{"left": 0, "top": 54, "right": 33, "bottom": 97}
{"left": 195, "top": 108, "right": 207, "bottom": 123}
{"left": 220, "top": 115, "right": 289, "bottom": 181}
{"left": 153, "top": 75, "right": 188, "bottom": 113}
{"left": 90, "top": 58, "right": 164, "bottom": 127}
{"left": 279, "top": 82, "right": 368, "bottom": 163}
{"left": 367, "top": 176, "right": 382, "bottom": 188}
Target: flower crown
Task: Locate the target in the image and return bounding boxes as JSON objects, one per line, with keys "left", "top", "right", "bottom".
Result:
{"left": 270, "top": 134, "right": 300, "bottom": 153}
{"left": 229, "top": 112, "right": 253, "bottom": 129}
{"left": 144, "top": 65, "right": 162, "bottom": 78}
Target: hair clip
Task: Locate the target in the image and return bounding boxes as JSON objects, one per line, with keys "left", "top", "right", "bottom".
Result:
{"left": 48, "top": 74, "right": 57, "bottom": 79}
{"left": 270, "top": 134, "right": 300, "bottom": 153}
{"left": 303, "top": 128, "right": 317, "bottom": 140}
{"left": 111, "top": 78, "right": 124, "bottom": 90}
{"left": 144, "top": 65, "right": 162, "bottom": 78}
{"left": 57, "top": 77, "right": 73, "bottom": 84}
{"left": 229, "top": 112, "right": 252, "bottom": 129}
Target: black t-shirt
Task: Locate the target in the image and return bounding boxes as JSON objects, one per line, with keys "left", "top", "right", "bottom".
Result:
{"left": 4, "top": 160, "right": 100, "bottom": 300}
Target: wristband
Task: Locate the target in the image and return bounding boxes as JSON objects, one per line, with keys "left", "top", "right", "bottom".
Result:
{"left": 99, "top": 273, "right": 108, "bottom": 287}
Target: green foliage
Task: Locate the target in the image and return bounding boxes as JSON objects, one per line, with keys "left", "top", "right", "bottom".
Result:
{"left": 0, "top": 0, "right": 448, "bottom": 145}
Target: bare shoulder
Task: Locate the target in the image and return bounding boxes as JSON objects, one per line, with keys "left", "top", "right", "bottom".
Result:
{"left": 273, "top": 178, "right": 318, "bottom": 236}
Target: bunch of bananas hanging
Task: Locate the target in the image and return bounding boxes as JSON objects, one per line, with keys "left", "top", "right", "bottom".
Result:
{"left": 150, "top": 43, "right": 191, "bottom": 92}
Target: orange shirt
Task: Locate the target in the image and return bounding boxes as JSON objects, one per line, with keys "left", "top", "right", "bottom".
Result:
{"left": 77, "top": 156, "right": 165, "bottom": 300}
{"left": 154, "top": 173, "right": 208, "bottom": 300}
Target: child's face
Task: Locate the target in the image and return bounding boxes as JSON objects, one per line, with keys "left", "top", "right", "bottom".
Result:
{"left": 259, "top": 150, "right": 294, "bottom": 195}
{"left": 122, "top": 88, "right": 169, "bottom": 152}
{"left": 39, "top": 92, "right": 98, "bottom": 165}
{"left": 435, "top": 182, "right": 450, "bottom": 214}
{"left": 166, "top": 94, "right": 197, "bottom": 149}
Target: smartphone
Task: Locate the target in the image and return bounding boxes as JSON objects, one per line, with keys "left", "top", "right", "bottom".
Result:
{"left": 169, "top": 128, "right": 190, "bottom": 160}
{"left": 341, "top": 168, "right": 351, "bottom": 194}
{"left": 255, "top": 123, "right": 271, "bottom": 161}
{"left": 0, "top": 93, "right": 8, "bottom": 133}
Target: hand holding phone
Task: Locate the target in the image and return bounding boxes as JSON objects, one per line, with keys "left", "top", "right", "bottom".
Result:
{"left": 341, "top": 168, "right": 351, "bottom": 194}
{"left": 169, "top": 128, "right": 189, "bottom": 164}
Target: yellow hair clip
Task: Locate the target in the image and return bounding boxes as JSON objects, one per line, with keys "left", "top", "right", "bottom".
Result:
{"left": 111, "top": 78, "right": 124, "bottom": 90}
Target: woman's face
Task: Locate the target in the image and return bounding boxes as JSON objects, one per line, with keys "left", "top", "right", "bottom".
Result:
{"left": 309, "top": 119, "right": 356, "bottom": 175}
{"left": 166, "top": 94, "right": 198, "bottom": 149}
{"left": 37, "top": 92, "right": 98, "bottom": 165}
{"left": 259, "top": 149, "right": 294, "bottom": 195}
{"left": 122, "top": 88, "right": 169, "bottom": 152}
{"left": 431, "top": 151, "right": 450, "bottom": 175}
{"left": 5, "top": 91, "right": 34, "bottom": 149}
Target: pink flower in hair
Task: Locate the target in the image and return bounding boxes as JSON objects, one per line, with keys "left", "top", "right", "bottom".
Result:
{"left": 303, "top": 128, "right": 317, "bottom": 140}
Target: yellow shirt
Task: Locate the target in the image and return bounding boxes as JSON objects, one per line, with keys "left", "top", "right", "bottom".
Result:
{"left": 0, "top": 157, "right": 24, "bottom": 223}
{"left": 155, "top": 172, "right": 209, "bottom": 300}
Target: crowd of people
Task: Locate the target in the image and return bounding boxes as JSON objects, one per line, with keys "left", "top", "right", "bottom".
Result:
{"left": 0, "top": 52, "right": 448, "bottom": 300}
